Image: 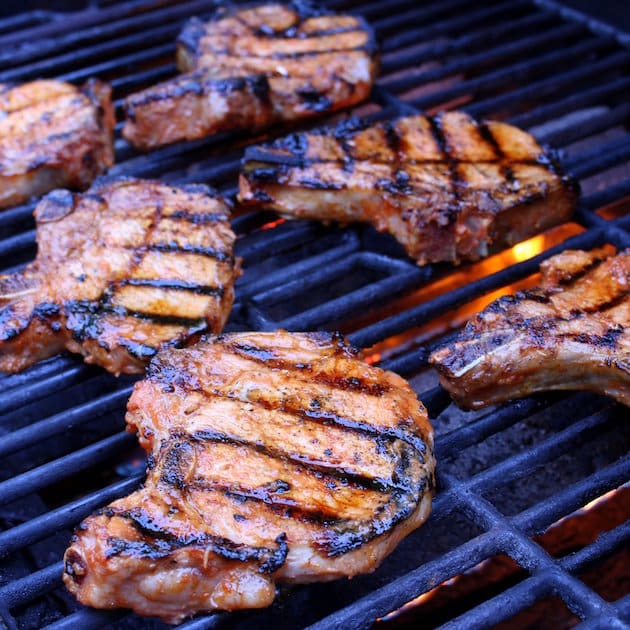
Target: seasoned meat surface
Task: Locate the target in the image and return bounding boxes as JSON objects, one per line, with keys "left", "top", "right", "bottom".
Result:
{"left": 123, "top": 3, "right": 377, "bottom": 149}
{"left": 430, "top": 247, "right": 630, "bottom": 409}
{"left": 63, "top": 331, "right": 435, "bottom": 623}
{"left": 238, "top": 111, "right": 579, "bottom": 265}
{"left": 0, "top": 176, "right": 238, "bottom": 374}
{"left": 0, "top": 79, "right": 114, "bottom": 209}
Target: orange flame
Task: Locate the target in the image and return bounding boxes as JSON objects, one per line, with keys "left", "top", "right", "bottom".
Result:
{"left": 356, "top": 223, "right": 582, "bottom": 364}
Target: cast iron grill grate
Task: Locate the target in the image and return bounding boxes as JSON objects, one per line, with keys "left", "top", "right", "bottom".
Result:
{"left": 0, "top": 0, "right": 628, "bottom": 628}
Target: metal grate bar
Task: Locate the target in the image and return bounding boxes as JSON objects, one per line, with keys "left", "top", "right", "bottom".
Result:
{"left": 0, "top": 387, "right": 131, "bottom": 457}
{"left": 381, "top": 21, "right": 584, "bottom": 94}
{"left": 43, "top": 609, "right": 126, "bottom": 630}
{"left": 0, "top": 1, "right": 629, "bottom": 629}
{"left": 0, "top": 22, "right": 179, "bottom": 82}
{"left": 532, "top": 100, "right": 630, "bottom": 147}
{"left": 0, "top": 431, "right": 135, "bottom": 507}
{"left": 561, "top": 520, "right": 630, "bottom": 573}
{"left": 0, "top": 474, "right": 142, "bottom": 558}
{"left": 513, "top": 453, "right": 630, "bottom": 535}
{"left": 565, "top": 135, "right": 630, "bottom": 179}
{"left": 435, "top": 397, "right": 547, "bottom": 459}
{"left": 463, "top": 51, "right": 629, "bottom": 118}
{"left": 0, "top": 364, "right": 92, "bottom": 415}
{"left": 438, "top": 574, "right": 551, "bottom": 630}
{"left": 379, "top": 0, "right": 531, "bottom": 52}
{"left": 0, "top": 0, "right": 197, "bottom": 47}
{"left": 0, "top": 561, "right": 63, "bottom": 610}
{"left": 55, "top": 41, "right": 175, "bottom": 84}
{"left": 373, "top": 0, "right": 486, "bottom": 39}
{"left": 348, "top": 225, "right": 606, "bottom": 348}
{"left": 379, "top": 7, "right": 554, "bottom": 74}
{"left": 511, "top": 79, "right": 630, "bottom": 132}
{"left": 455, "top": 406, "right": 619, "bottom": 495}
{"left": 0, "top": 0, "right": 213, "bottom": 70}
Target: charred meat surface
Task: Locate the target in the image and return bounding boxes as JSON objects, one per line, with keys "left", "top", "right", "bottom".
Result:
{"left": 122, "top": 3, "right": 377, "bottom": 150}
{"left": 0, "top": 79, "right": 114, "bottom": 209}
{"left": 0, "top": 176, "right": 238, "bottom": 375}
{"left": 239, "top": 111, "right": 579, "bottom": 265}
{"left": 63, "top": 331, "right": 435, "bottom": 623}
{"left": 430, "top": 247, "right": 630, "bottom": 409}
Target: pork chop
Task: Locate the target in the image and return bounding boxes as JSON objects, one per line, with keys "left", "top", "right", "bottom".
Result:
{"left": 0, "top": 79, "right": 114, "bottom": 209}
{"left": 63, "top": 331, "right": 435, "bottom": 623}
{"left": 430, "top": 246, "right": 630, "bottom": 408}
{"left": 122, "top": 3, "right": 377, "bottom": 150}
{"left": 0, "top": 176, "right": 238, "bottom": 374}
{"left": 238, "top": 111, "right": 579, "bottom": 265}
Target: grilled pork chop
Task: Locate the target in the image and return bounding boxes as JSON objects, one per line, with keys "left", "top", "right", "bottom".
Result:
{"left": 0, "top": 176, "right": 238, "bottom": 374}
{"left": 430, "top": 247, "right": 630, "bottom": 409}
{"left": 239, "top": 111, "right": 579, "bottom": 265}
{"left": 0, "top": 79, "right": 114, "bottom": 209}
{"left": 122, "top": 3, "right": 377, "bottom": 150}
{"left": 63, "top": 331, "right": 435, "bottom": 623}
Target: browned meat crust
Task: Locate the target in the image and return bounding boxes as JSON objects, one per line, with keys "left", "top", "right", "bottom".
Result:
{"left": 0, "top": 79, "right": 114, "bottom": 209}
{"left": 122, "top": 3, "right": 377, "bottom": 150}
{"left": 0, "top": 176, "right": 238, "bottom": 375}
{"left": 238, "top": 111, "right": 579, "bottom": 265}
{"left": 430, "top": 247, "right": 630, "bottom": 409}
{"left": 63, "top": 331, "right": 435, "bottom": 623}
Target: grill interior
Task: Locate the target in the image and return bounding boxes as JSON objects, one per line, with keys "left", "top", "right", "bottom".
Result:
{"left": 0, "top": 0, "right": 629, "bottom": 628}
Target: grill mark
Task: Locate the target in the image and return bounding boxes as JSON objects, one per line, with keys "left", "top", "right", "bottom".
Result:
{"left": 188, "top": 428, "right": 400, "bottom": 495}
{"left": 553, "top": 255, "right": 608, "bottom": 287}
{"left": 119, "top": 278, "right": 225, "bottom": 297}
{"left": 168, "top": 210, "right": 228, "bottom": 224}
{"left": 64, "top": 299, "right": 206, "bottom": 332}
{"left": 428, "top": 114, "right": 463, "bottom": 219}
{"left": 381, "top": 121, "right": 412, "bottom": 195}
{"left": 158, "top": 369, "right": 427, "bottom": 456}
{"left": 578, "top": 292, "right": 629, "bottom": 315}
{"left": 117, "top": 338, "right": 158, "bottom": 361}
{"left": 223, "top": 340, "right": 390, "bottom": 396}
{"left": 0, "top": 303, "right": 30, "bottom": 342}
{"left": 125, "top": 74, "right": 268, "bottom": 111}
{"left": 0, "top": 90, "right": 75, "bottom": 116}
{"left": 108, "top": 508, "right": 287, "bottom": 573}
{"left": 190, "top": 481, "right": 382, "bottom": 533}
{"left": 174, "top": 432, "right": 422, "bottom": 555}
{"left": 0, "top": 301, "right": 61, "bottom": 342}
{"left": 469, "top": 291, "right": 627, "bottom": 346}
{"left": 564, "top": 326, "right": 625, "bottom": 349}
{"left": 478, "top": 121, "right": 515, "bottom": 184}
{"left": 148, "top": 242, "right": 234, "bottom": 263}
{"left": 244, "top": 144, "right": 549, "bottom": 168}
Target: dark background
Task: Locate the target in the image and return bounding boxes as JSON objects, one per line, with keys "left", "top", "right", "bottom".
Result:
{"left": 0, "top": 1, "right": 629, "bottom": 36}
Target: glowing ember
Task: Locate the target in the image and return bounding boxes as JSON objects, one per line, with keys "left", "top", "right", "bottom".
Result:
{"left": 363, "top": 353, "right": 381, "bottom": 365}
{"left": 260, "top": 218, "right": 286, "bottom": 230}
{"left": 512, "top": 235, "right": 546, "bottom": 262}
{"left": 377, "top": 486, "right": 627, "bottom": 625}
{"left": 377, "top": 574, "right": 464, "bottom": 623}
{"left": 549, "top": 485, "right": 627, "bottom": 531}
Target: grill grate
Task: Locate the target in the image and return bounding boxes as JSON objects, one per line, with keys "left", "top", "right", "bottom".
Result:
{"left": 0, "top": 1, "right": 629, "bottom": 628}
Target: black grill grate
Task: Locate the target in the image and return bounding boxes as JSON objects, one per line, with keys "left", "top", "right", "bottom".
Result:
{"left": 0, "top": 1, "right": 629, "bottom": 628}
